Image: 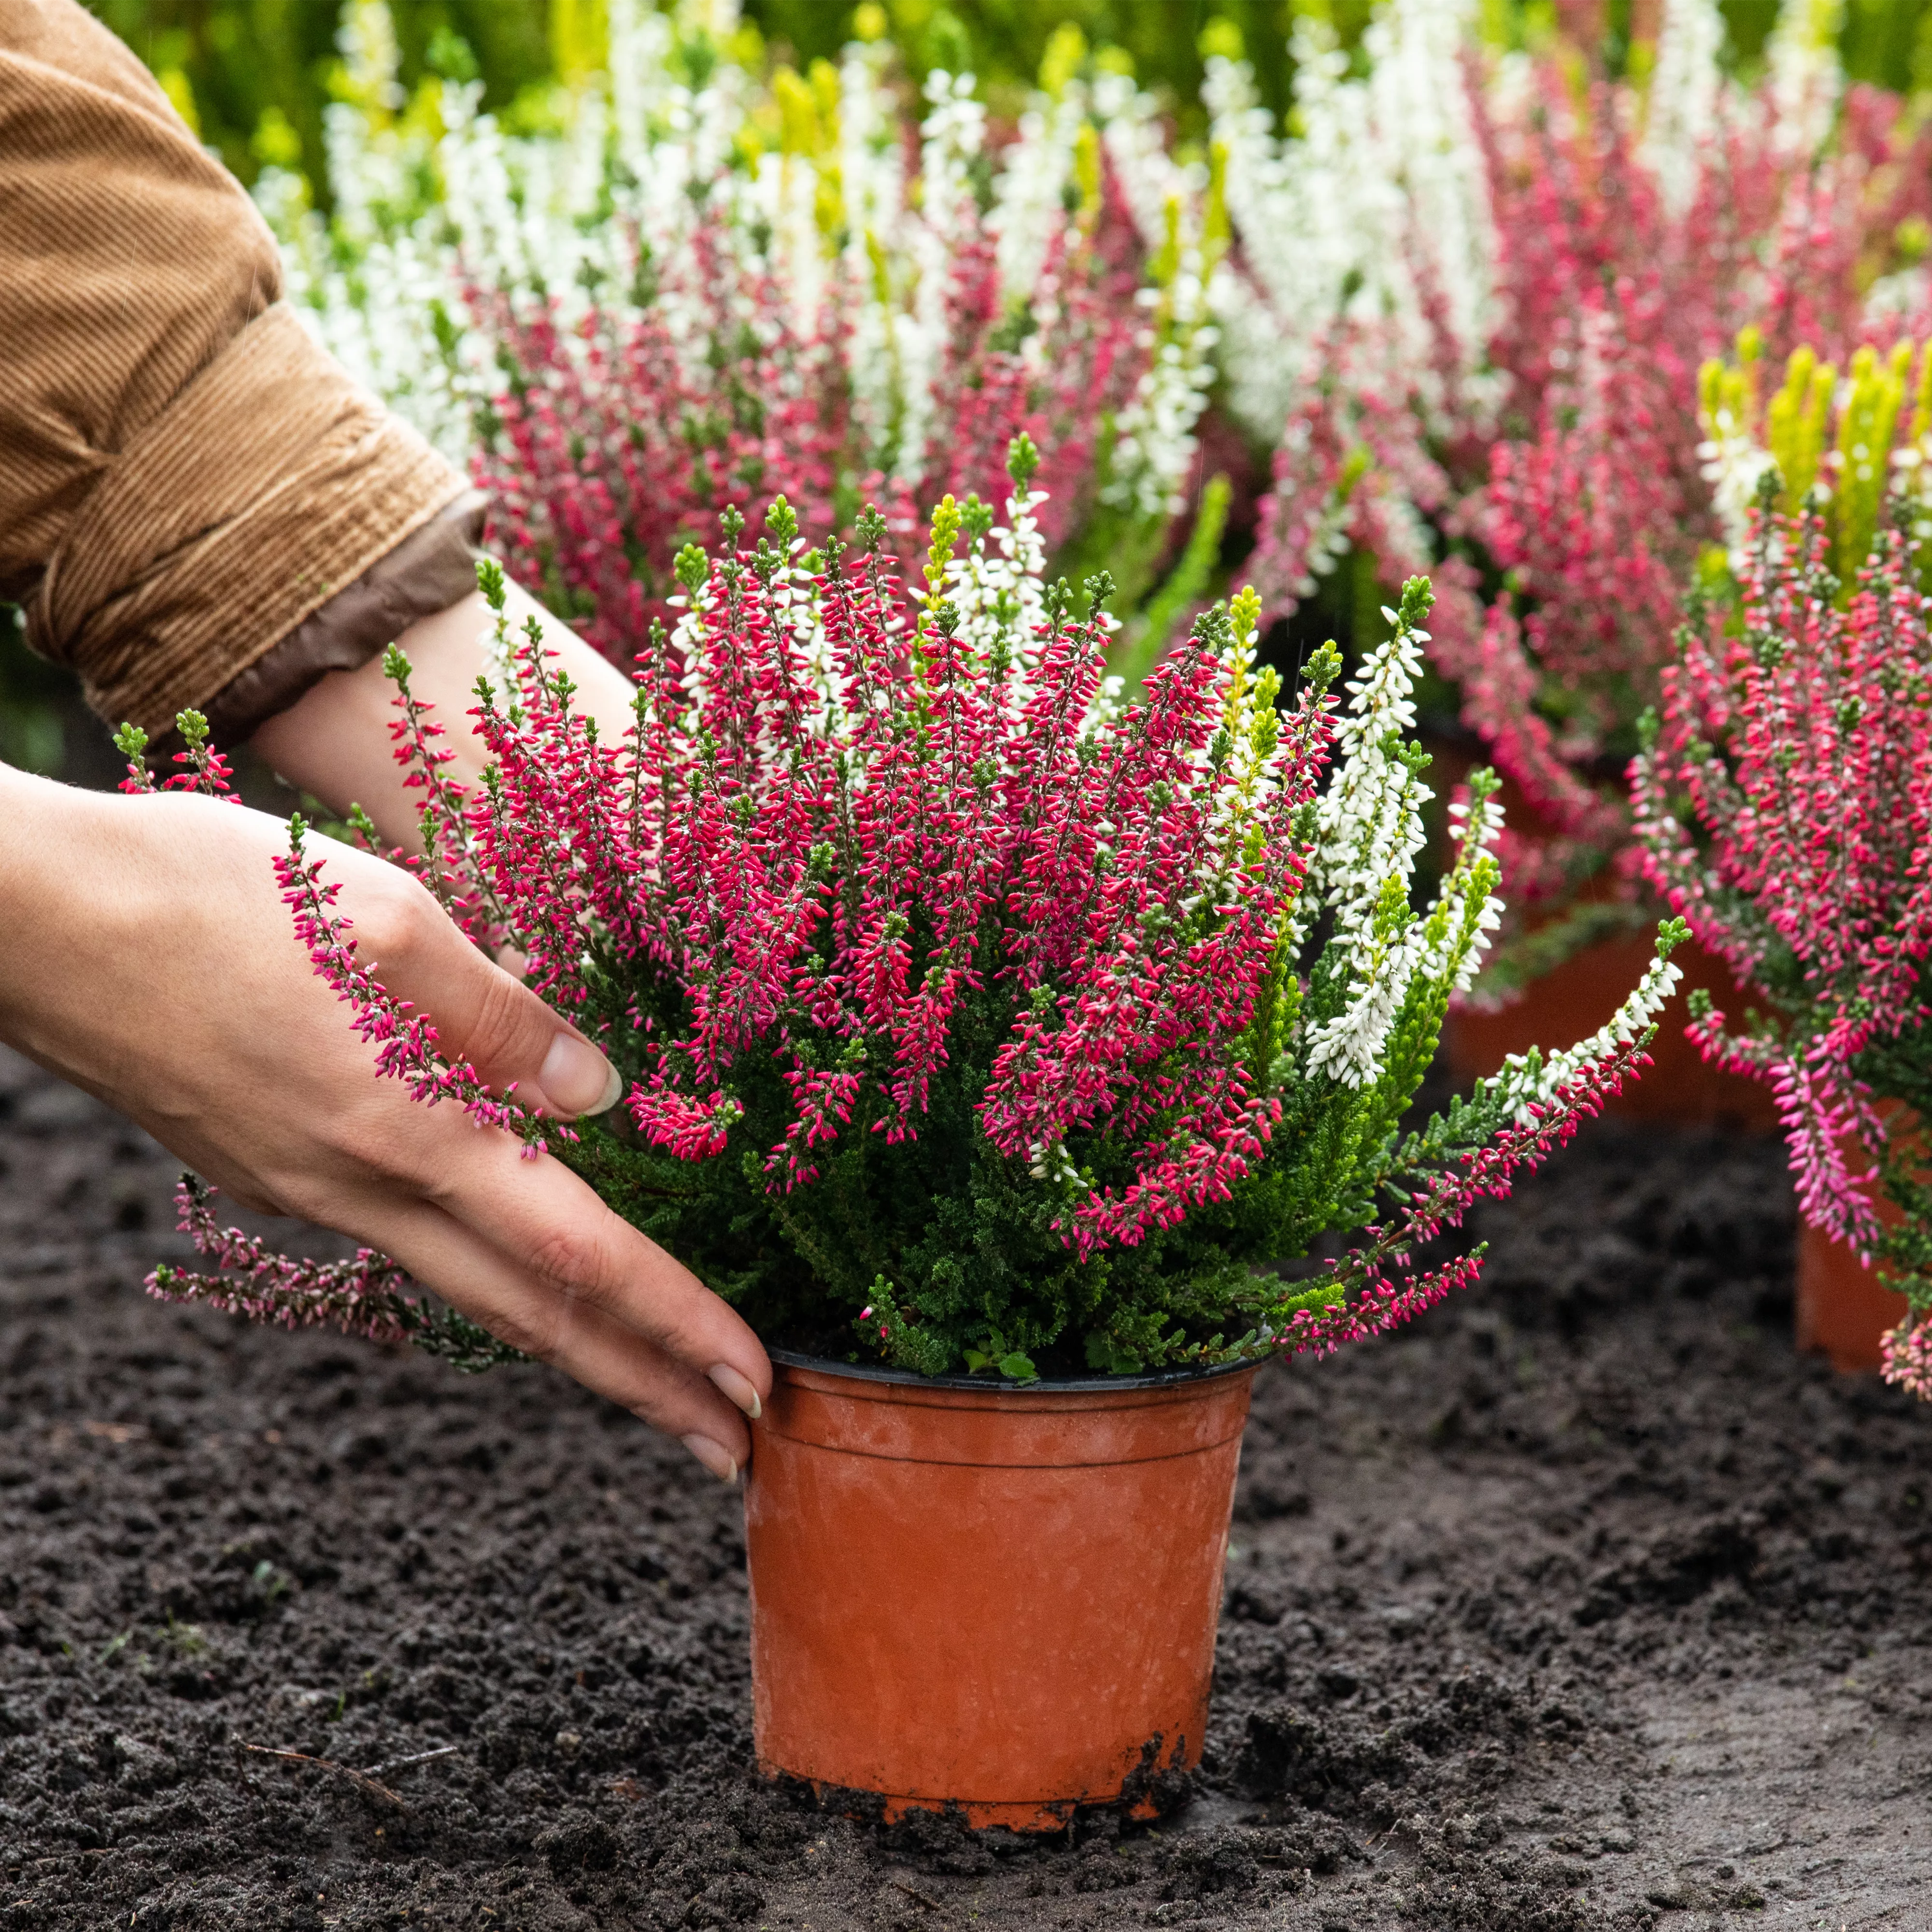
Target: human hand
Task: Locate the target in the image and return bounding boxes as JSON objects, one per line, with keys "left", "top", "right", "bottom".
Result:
{"left": 0, "top": 769, "right": 768, "bottom": 1479}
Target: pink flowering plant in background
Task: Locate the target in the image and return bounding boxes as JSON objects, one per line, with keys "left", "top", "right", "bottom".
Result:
{"left": 278, "top": 13, "right": 1222, "bottom": 693}
{"left": 467, "top": 232, "right": 849, "bottom": 661}
{"left": 1208, "top": 5, "right": 1932, "bottom": 993}
{"left": 146, "top": 441, "right": 1687, "bottom": 1382}
{"left": 1634, "top": 478, "right": 1932, "bottom": 1401}
{"left": 471, "top": 179, "right": 1162, "bottom": 668}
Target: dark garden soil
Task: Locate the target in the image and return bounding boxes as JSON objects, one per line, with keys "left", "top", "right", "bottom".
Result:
{"left": 2, "top": 1041, "right": 1930, "bottom": 1932}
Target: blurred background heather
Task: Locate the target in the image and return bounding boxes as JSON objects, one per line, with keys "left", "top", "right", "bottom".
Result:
{"left": 71, "top": 0, "right": 1932, "bottom": 206}
{"left": 6, "top": 0, "right": 1930, "bottom": 782}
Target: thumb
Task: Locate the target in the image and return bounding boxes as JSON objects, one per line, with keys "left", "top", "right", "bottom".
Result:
{"left": 345, "top": 872, "right": 622, "bottom": 1120}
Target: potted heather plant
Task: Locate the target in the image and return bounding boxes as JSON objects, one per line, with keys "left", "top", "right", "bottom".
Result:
{"left": 1634, "top": 476, "right": 1932, "bottom": 1392}
{"left": 149, "top": 444, "right": 1685, "bottom": 1826}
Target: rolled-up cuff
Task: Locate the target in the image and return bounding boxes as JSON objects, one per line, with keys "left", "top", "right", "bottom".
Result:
{"left": 202, "top": 488, "right": 487, "bottom": 745}
{"left": 28, "top": 299, "right": 470, "bottom": 737}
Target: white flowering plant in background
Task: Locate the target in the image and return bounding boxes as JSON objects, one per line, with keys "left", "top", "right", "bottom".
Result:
{"left": 264, "top": 0, "right": 1224, "bottom": 671}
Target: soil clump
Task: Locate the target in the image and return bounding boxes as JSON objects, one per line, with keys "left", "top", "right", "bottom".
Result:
{"left": 0, "top": 1044, "right": 1927, "bottom": 1929}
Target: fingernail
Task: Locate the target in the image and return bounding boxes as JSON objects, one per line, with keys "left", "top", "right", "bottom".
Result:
{"left": 681, "top": 1434, "right": 739, "bottom": 1483}
{"left": 540, "top": 1033, "right": 623, "bottom": 1117}
{"left": 708, "top": 1363, "right": 762, "bottom": 1420}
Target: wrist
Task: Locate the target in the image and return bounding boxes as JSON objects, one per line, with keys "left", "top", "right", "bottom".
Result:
{"left": 249, "top": 584, "right": 637, "bottom": 849}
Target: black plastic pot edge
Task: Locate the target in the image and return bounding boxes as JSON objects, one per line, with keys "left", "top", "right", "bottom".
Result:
{"left": 767, "top": 1346, "right": 1264, "bottom": 1397}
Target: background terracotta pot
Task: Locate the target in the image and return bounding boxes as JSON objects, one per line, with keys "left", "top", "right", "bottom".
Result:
{"left": 1796, "top": 1107, "right": 1914, "bottom": 1373}
{"left": 1440, "top": 930, "right": 1780, "bottom": 1132}
{"left": 1796, "top": 1222, "right": 1909, "bottom": 1373}
{"left": 743, "top": 1351, "right": 1257, "bottom": 1831}
{"left": 1421, "top": 735, "right": 1777, "bottom": 1132}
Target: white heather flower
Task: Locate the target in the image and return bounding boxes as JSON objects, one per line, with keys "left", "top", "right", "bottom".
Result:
{"left": 1300, "top": 610, "right": 1435, "bottom": 1086}
{"left": 918, "top": 68, "right": 986, "bottom": 238}
{"left": 1485, "top": 945, "right": 1686, "bottom": 1121}
{"left": 944, "top": 489, "right": 1051, "bottom": 680}
{"left": 1697, "top": 412, "right": 1779, "bottom": 569}
{"left": 1766, "top": 0, "right": 1845, "bottom": 161}
{"left": 1866, "top": 265, "right": 1932, "bottom": 325}
{"left": 609, "top": 0, "right": 680, "bottom": 168}
{"left": 1206, "top": 0, "right": 1498, "bottom": 446}
{"left": 1425, "top": 795, "right": 1506, "bottom": 996}
{"left": 1091, "top": 70, "right": 1199, "bottom": 255}
{"left": 1104, "top": 272, "right": 1217, "bottom": 522}
{"left": 751, "top": 144, "right": 829, "bottom": 341}
{"left": 875, "top": 70, "right": 987, "bottom": 484}
{"left": 837, "top": 38, "right": 907, "bottom": 241}
{"left": 335, "top": 0, "right": 405, "bottom": 116}
{"left": 1080, "top": 72, "right": 1218, "bottom": 520}
{"left": 989, "top": 85, "right": 1085, "bottom": 301}
{"left": 1642, "top": 0, "right": 1728, "bottom": 216}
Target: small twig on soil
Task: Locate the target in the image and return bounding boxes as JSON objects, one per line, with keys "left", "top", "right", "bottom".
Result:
{"left": 362, "top": 1745, "right": 459, "bottom": 1777}
{"left": 892, "top": 1879, "right": 944, "bottom": 1910}
{"left": 233, "top": 1740, "right": 406, "bottom": 1809}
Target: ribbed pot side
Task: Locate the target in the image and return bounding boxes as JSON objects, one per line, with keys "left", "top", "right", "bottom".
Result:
{"left": 742, "top": 1352, "right": 1259, "bottom": 1832}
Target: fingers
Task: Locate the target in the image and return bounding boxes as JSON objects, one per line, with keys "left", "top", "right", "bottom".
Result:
{"left": 5, "top": 781, "right": 755, "bottom": 1479}
{"left": 405, "top": 1125, "right": 771, "bottom": 1407}
{"left": 353, "top": 1189, "right": 757, "bottom": 1476}
{"left": 280, "top": 827, "right": 767, "bottom": 1465}
{"left": 344, "top": 874, "right": 621, "bottom": 1119}
{"left": 537, "top": 1029, "right": 623, "bottom": 1118}
{"left": 273, "top": 845, "right": 774, "bottom": 1470}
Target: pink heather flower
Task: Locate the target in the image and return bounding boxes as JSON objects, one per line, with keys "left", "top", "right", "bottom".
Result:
{"left": 147, "top": 1178, "right": 520, "bottom": 1373}
{"left": 1881, "top": 1321, "right": 1932, "bottom": 1402}
{"left": 277, "top": 810, "right": 558, "bottom": 1154}
{"left": 111, "top": 710, "right": 241, "bottom": 802}
{"left": 1637, "top": 497, "right": 1932, "bottom": 1394}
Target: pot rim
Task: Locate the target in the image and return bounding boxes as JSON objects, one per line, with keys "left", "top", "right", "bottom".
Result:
{"left": 767, "top": 1345, "right": 1262, "bottom": 1397}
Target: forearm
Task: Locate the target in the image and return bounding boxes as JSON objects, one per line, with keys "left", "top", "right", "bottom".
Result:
{"left": 249, "top": 582, "right": 638, "bottom": 851}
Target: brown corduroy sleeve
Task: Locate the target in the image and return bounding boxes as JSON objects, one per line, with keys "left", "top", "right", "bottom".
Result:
{"left": 0, "top": 0, "right": 474, "bottom": 740}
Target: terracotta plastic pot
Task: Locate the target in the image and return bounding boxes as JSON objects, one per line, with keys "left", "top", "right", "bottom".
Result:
{"left": 1796, "top": 1221, "right": 1909, "bottom": 1373}
{"left": 1440, "top": 930, "right": 1780, "bottom": 1133}
{"left": 742, "top": 1350, "right": 1257, "bottom": 1831}
{"left": 1796, "top": 1107, "right": 1912, "bottom": 1373}
{"left": 1421, "top": 735, "right": 1777, "bottom": 1132}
